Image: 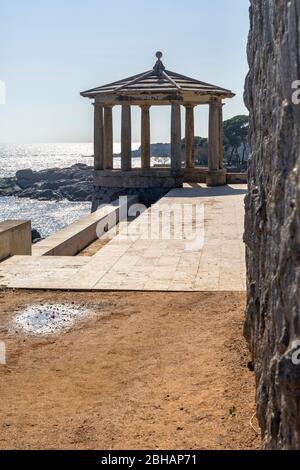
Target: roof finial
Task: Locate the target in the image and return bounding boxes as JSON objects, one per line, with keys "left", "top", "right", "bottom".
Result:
{"left": 153, "top": 51, "right": 165, "bottom": 75}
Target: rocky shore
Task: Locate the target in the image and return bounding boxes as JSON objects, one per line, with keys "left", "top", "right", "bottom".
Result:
{"left": 0, "top": 163, "right": 94, "bottom": 202}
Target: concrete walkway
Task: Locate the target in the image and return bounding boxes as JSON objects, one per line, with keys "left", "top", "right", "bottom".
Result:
{"left": 0, "top": 185, "right": 247, "bottom": 292}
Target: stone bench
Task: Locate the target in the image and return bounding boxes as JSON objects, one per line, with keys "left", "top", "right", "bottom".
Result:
{"left": 0, "top": 220, "right": 32, "bottom": 262}
{"left": 32, "top": 196, "right": 138, "bottom": 257}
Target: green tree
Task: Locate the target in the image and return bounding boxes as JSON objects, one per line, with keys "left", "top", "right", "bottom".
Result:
{"left": 223, "top": 115, "right": 249, "bottom": 168}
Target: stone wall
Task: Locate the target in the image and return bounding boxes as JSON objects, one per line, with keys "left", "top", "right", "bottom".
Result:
{"left": 0, "top": 220, "right": 32, "bottom": 261}
{"left": 244, "top": 0, "right": 300, "bottom": 449}
{"left": 92, "top": 187, "right": 169, "bottom": 212}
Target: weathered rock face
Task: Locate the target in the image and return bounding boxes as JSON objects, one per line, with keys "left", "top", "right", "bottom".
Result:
{"left": 244, "top": 0, "right": 300, "bottom": 449}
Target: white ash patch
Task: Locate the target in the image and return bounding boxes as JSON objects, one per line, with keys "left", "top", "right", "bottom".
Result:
{"left": 13, "top": 303, "right": 91, "bottom": 336}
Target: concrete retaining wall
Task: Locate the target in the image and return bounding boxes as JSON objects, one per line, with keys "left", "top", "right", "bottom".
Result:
{"left": 0, "top": 220, "right": 32, "bottom": 262}
{"left": 32, "top": 196, "right": 138, "bottom": 257}
{"left": 94, "top": 168, "right": 247, "bottom": 189}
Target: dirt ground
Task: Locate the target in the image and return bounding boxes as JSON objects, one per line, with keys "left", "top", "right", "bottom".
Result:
{"left": 0, "top": 289, "right": 260, "bottom": 450}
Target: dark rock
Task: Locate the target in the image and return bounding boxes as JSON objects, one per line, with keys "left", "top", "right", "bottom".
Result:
{"left": 16, "top": 169, "right": 40, "bottom": 188}
{"left": 0, "top": 177, "right": 21, "bottom": 196}
{"left": 31, "top": 229, "right": 42, "bottom": 243}
{"left": 0, "top": 181, "right": 21, "bottom": 196}
{"left": 18, "top": 188, "right": 62, "bottom": 200}
{"left": 244, "top": 0, "right": 300, "bottom": 450}
{"left": 0, "top": 164, "right": 94, "bottom": 202}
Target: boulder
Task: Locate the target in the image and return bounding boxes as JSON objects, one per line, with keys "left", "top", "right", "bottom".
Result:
{"left": 16, "top": 169, "right": 40, "bottom": 188}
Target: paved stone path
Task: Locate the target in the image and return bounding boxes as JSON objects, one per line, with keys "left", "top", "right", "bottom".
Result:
{"left": 0, "top": 185, "right": 247, "bottom": 291}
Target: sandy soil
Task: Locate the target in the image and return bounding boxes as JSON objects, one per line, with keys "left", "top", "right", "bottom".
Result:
{"left": 0, "top": 289, "right": 260, "bottom": 450}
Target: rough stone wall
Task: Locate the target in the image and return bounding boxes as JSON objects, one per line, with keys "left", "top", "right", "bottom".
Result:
{"left": 244, "top": 0, "right": 300, "bottom": 449}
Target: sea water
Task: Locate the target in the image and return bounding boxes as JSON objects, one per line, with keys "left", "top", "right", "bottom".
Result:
{"left": 0, "top": 142, "right": 144, "bottom": 178}
{"left": 0, "top": 196, "right": 91, "bottom": 238}
{"left": 0, "top": 143, "right": 142, "bottom": 237}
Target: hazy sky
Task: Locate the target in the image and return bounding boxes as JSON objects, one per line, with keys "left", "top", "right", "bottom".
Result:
{"left": 0, "top": 0, "right": 250, "bottom": 144}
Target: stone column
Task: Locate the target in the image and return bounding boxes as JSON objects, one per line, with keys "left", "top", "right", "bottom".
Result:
{"left": 219, "top": 103, "right": 224, "bottom": 170}
{"left": 171, "top": 103, "right": 182, "bottom": 177}
{"left": 103, "top": 105, "right": 113, "bottom": 170}
{"left": 121, "top": 104, "right": 132, "bottom": 171}
{"left": 185, "top": 105, "right": 195, "bottom": 168}
{"left": 93, "top": 103, "right": 104, "bottom": 170}
{"left": 207, "top": 98, "right": 226, "bottom": 186}
{"left": 140, "top": 105, "right": 151, "bottom": 169}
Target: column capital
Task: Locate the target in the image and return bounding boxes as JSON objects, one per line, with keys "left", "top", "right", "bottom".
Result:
{"left": 139, "top": 104, "right": 151, "bottom": 110}
{"left": 210, "top": 96, "right": 222, "bottom": 105}
{"left": 184, "top": 103, "right": 196, "bottom": 109}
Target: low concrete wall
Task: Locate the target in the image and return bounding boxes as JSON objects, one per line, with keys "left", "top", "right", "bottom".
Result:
{"left": 0, "top": 220, "right": 32, "bottom": 262}
{"left": 183, "top": 168, "right": 207, "bottom": 183}
{"left": 94, "top": 169, "right": 182, "bottom": 189}
{"left": 226, "top": 173, "right": 248, "bottom": 184}
{"left": 184, "top": 169, "right": 247, "bottom": 184}
{"left": 32, "top": 196, "right": 138, "bottom": 257}
{"left": 94, "top": 169, "right": 247, "bottom": 189}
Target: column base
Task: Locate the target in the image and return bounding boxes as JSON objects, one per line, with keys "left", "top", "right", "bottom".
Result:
{"left": 206, "top": 170, "right": 227, "bottom": 186}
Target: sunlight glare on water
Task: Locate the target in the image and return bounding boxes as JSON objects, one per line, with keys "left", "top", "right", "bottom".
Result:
{"left": 0, "top": 196, "right": 91, "bottom": 237}
{"left": 0, "top": 142, "right": 143, "bottom": 177}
